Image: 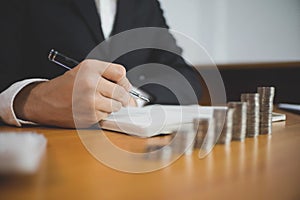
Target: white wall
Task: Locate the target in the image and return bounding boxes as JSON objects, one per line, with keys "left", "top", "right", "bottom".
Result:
{"left": 159, "top": 0, "right": 300, "bottom": 64}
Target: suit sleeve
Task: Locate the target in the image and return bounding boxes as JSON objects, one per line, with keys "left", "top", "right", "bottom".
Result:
{"left": 0, "top": 1, "right": 25, "bottom": 93}
{"left": 139, "top": 0, "right": 202, "bottom": 105}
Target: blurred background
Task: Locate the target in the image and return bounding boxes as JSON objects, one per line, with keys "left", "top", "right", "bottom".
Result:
{"left": 159, "top": 0, "right": 300, "bottom": 104}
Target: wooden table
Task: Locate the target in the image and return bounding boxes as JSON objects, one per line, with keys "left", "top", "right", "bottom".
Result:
{"left": 1, "top": 110, "right": 300, "bottom": 200}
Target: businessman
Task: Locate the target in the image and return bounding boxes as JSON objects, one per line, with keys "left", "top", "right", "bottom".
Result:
{"left": 0, "top": 0, "right": 202, "bottom": 128}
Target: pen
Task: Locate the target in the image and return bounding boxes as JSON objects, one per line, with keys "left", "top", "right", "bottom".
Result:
{"left": 48, "top": 49, "right": 150, "bottom": 102}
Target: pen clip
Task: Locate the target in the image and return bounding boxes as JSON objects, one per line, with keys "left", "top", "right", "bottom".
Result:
{"left": 48, "top": 49, "right": 73, "bottom": 70}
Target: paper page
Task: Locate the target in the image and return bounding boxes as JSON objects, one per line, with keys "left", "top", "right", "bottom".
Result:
{"left": 101, "top": 105, "right": 227, "bottom": 137}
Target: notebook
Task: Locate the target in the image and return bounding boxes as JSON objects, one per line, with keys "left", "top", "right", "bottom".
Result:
{"left": 100, "top": 105, "right": 227, "bottom": 137}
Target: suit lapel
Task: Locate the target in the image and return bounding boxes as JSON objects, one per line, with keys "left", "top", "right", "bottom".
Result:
{"left": 73, "top": 0, "right": 104, "bottom": 43}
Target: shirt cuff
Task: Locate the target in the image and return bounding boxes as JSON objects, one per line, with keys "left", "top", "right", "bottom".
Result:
{"left": 0, "top": 79, "right": 48, "bottom": 127}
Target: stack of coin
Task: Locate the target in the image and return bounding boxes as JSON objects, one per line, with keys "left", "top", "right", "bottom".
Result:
{"left": 201, "top": 118, "right": 217, "bottom": 154}
{"left": 241, "top": 93, "right": 260, "bottom": 137}
{"left": 217, "top": 108, "right": 234, "bottom": 145}
{"left": 213, "top": 108, "right": 227, "bottom": 139}
{"left": 258, "top": 87, "right": 275, "bottom": 134}
{"left": 173, "top": 128, "right": 196, "bottom": 156}
{"left": 228, "top": 102, "right": 247, "bottom": 141}
{"left": 193, "top": 118, "right": 210, "bottom": 149}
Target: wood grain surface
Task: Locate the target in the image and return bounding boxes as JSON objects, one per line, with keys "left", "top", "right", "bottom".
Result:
{"left": 0, "top": 110, "right": 299, "bottom": 200}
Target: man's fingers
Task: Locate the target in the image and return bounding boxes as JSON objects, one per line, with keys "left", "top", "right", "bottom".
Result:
{"left": 101, "top": 63, "right": 132, "bottom": 91}
{"left": 95, "top": 94, "right": 122, "bottom": 113}
{"left": 117, "top": 76, "right": 132, "bottom": 92}
{"left": 101, "top": 63, "right": 125, "bottom": 82}
{"left": 95, "top": 111, "right": 109, "bottom": 122}
{"left": 97, "top": 78, "right": 131, "bottom": 106}
{"left": 79, "top": 60, "right": 132, "bottom": 91}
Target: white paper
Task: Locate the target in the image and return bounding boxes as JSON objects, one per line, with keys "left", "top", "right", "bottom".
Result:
{"left": 100, "top": 105, "right": 227, "bottom": 137}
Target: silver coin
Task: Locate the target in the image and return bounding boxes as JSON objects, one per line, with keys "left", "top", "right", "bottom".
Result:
{"left": 258, "top": 87, "right": 275, "bottom": 134}
{"left": 228, "top": 102, "right": 247, "bottom": 141}
{"left": 241, "top": 93, "right": 260, "bottom": 137}
{"left": 217, "top": 108, "right": 234, "bottom": 145}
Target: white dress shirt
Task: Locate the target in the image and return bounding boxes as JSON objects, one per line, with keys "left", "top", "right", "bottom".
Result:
{"left": 0, "top": 0, "right": 118, "bottom": 126}
{"left": 96, "top": 0, "right": 117, "bottom": 39}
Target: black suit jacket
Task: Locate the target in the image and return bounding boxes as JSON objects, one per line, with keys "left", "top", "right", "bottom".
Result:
{"left": 0, "top": 0, "right": 201, "bottom": 104}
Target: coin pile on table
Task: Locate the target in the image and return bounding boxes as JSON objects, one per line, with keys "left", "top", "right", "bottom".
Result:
{"left": 191, "top": 86, "right": 275, "bottom": 152}
{"left": 145, "top": 86, "right": 277, "bottom": 159}
{"left": 217, "top": 108, "right": 234, "bottom": 144}
{"left": 212, "top": 108, "right": 227, "bottom": 139}
{"left": 172, "top": 128, "right": 196, "bottom": 156}
{"left": 227, "top": 102, "right": 247, "bottom": 141}
{"left": 241, "top": 93, "right": 260, "bottom": 137}
{"left": 193, "top": 118, "right": 210, "bottom": 149}
{"left": 258, "top": 87, "right": 275, "bottom": 134}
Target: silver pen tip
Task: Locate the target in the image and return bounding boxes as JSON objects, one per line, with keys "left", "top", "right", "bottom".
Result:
{"left": 129, "top": 90, "right": 150, "bottom": 102}
{"left": 140, "top": 96, "right": 150, "bottom": 102}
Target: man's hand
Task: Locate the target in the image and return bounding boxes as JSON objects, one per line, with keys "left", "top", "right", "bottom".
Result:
{"left": 14, "top": 60, "right": 135, "bottom": 128}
